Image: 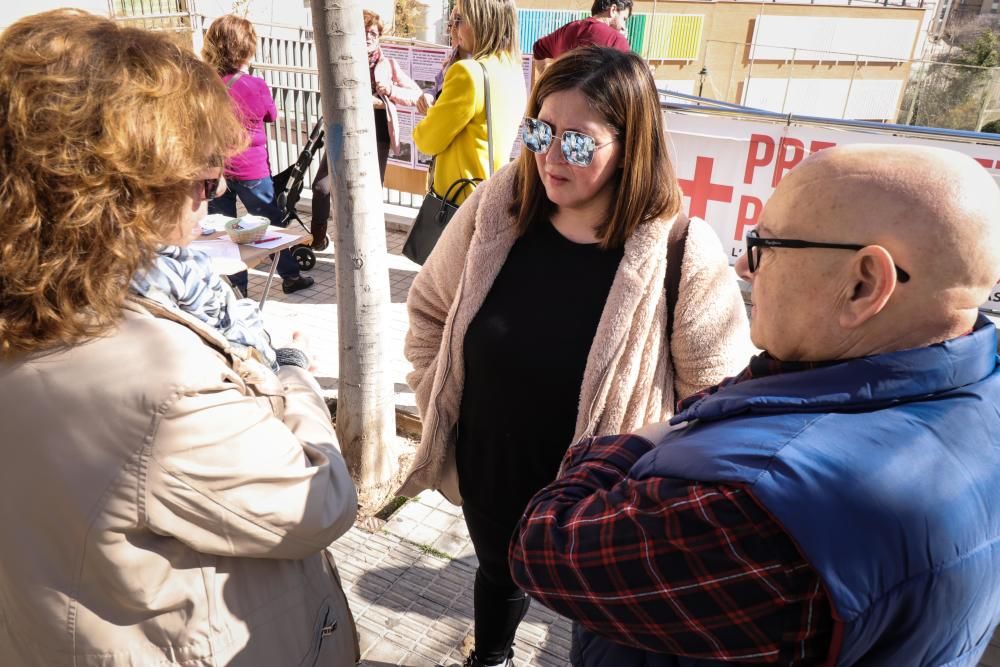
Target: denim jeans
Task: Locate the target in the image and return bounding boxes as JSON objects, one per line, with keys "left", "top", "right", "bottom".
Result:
{"left": 208, "top": 175, "right": 301, "bottom": 294}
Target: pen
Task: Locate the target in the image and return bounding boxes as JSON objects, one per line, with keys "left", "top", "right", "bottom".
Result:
{"left": 253, "top": 236, "right": 281, "bottom": 244}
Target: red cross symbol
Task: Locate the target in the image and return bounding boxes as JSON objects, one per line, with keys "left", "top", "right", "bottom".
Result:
{"left": 678, "top": 156, "right": 734, "bottom": 219}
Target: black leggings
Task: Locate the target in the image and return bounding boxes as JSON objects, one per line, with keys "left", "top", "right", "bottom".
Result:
{"left": 462, "top": 502, "right": 531, "bottom": 664}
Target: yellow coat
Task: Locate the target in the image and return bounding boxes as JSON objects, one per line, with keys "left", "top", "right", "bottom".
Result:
{"left": 413, "top": 54, "right": 527, "bottom": 204}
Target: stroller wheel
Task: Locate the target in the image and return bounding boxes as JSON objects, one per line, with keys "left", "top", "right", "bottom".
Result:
{"left": 293, "top": 246, "right": 316, "bottom": 271}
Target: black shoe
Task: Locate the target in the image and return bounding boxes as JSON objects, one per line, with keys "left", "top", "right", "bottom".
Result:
{"left": 311, "top": 234, "right": 330, "bottom": 251}
{"left": 281, "top": 275, "right": 314, "bottom": 294}
{"left": 460, "top": 650, "right": 513, "bottom": 667}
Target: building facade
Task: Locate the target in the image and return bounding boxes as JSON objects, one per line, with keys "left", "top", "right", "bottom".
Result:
{"left": 518, "top": 0, "right": 929, "bottom": 121}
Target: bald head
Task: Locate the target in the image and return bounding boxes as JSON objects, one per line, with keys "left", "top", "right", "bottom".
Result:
{"left": 740, "top": 144, "right": 1000, "bottom": 361}
{"left": 777, "top": 144, "right": 1000, "bottom": 295}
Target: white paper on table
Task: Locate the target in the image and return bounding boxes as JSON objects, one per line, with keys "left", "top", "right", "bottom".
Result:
{"left": 190, "top": 238, "right": 245, "bottom": 275}
{"left": 200, "top": 213, "right": 235, "bottom": 233}
{"left": 192, "top": 237, "right": 241, "bottom": 260}
{"left": 245, "top": 231, "right": 298, "bottom": 249}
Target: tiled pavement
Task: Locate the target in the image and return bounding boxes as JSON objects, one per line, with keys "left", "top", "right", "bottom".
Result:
{"left": 248, "top": 213, "right": 418, "bottom": 415}
{"left": 242, "top": 200, "right": 1000, "bottom": 667}
{"left": 330, "top": 491, "right": 574, "bottom": 667}
{"left": 242, "top": 203, "right": 574, "bottom": 666}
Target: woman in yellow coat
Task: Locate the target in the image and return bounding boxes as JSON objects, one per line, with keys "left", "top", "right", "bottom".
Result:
{"left": 413, "top": 0, "right": 527, "bottom": 204}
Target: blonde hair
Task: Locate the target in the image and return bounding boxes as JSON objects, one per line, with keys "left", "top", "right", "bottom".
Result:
{"left": 514, "top": 47, "right": 682, "bottom": 249}
{"left": 203, "top": 14, "right": 258, "bottom": 75}
{"left": 459, "top": 0, "right": 520, "bottom": 60}
{"left": 0, "top": 9, "right": 246, "bottom": 355}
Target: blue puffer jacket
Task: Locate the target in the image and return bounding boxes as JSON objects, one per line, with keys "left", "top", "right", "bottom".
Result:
{"left": 574, "top": 316, "right": 1000, "bottom": 667}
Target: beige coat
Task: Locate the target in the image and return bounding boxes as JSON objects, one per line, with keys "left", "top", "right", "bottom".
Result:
{"left": 399, "top": 164, "right": 753, "bottom": 503}
{"left": 0, "top": 298, "right": 359, "bottom": 666}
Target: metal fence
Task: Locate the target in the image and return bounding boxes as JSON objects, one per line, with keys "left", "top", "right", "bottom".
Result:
{"left": 107, "top": 5, "right": 419, "bottom": 207}
{"left": 899, "top": 58, "right": 1000, "bottom": 131}
{"left": 108, "top": 7, "right": 1000, "bottom": 190}
{"left": 251, "top": 28, "right": 424, "bottom": 207}
{"left": 693, "top": 38, "right": 1000, "bottom": 130}
{"left": 107, "top": 0, "right": 201, "bottom": 37}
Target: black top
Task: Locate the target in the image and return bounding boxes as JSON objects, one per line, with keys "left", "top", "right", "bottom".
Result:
{"left": 456, "top": 218, "right": 625, "bottom": 525}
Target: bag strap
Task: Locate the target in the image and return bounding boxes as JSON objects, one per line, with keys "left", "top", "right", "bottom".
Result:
{"left": 442, "top": 177, "right": 481, "bottom": 204}
{"left": 225, "top": 71, "right": 244, "bottom": 90}
{"left": 477, "top": 60, "right": 495, "bottom": 178}
{"left": 665, "top": 213, "right": 690, "bottom": 342}
{"left": 665, "top": 213, "right": 691, "bottom": 405}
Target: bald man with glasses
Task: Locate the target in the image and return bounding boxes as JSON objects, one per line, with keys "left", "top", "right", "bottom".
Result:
{"left": 510, "top": 144, "right": 1000, "bottom": 667}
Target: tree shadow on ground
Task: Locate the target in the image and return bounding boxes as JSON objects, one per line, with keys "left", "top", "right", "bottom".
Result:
{"left": 349, "top": 558, "right": 572, "bottom": 667}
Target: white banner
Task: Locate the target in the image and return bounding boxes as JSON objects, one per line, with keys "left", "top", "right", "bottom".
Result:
{"left": 662, "top": 111, "right": 1000, "bottom": 309}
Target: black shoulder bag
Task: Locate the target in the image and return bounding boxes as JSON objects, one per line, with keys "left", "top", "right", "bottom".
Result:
{"left": 403, "top": 61, "right": 494, "bottom": 265}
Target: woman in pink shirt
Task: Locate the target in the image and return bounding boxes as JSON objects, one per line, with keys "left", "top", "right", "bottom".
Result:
{"left": 203, "top": 14, "right": 313, "bottom": 296}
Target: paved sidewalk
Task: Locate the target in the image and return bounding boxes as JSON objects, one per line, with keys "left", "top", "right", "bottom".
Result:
{"left": 243, "top": 208, "right": 573, "bottom": 666}
{"left": 332, "top": 491, "right": 574, "bottom": 667}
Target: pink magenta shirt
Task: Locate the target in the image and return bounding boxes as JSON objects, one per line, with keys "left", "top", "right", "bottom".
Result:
{"left": 222, "top": 72, "right": 276, "bottom": 181}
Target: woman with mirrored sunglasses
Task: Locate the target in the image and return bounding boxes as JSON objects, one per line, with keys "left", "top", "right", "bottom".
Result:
{"left": 400, "top": 46, "right": 753, "bottom": 667}
{"left": 412, "top": 0, "right": 527, "bottom": 207}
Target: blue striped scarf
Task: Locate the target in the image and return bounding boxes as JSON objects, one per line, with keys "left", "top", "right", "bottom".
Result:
{"left": 130, "top": 245, "right": 278, "bottom": 371}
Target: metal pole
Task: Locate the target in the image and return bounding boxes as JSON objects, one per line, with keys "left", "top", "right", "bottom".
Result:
{"left": 780, "top": 47, "right": 795, "bottom": 113}
{"left": 647, "top": 0, "right": 658, "bottom": 60}
{"left": 744, "top": 41, "right": 755, "bottom": 105}
{"left": 843, "top": 54, "right": 859, "bottom": 119}
{"left": 974, "top": 66, "right": 997, "bottom": 131}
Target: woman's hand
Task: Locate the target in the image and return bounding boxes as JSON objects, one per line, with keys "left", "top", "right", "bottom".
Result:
{"left": 372, "top": 95, "right": 385, "bottom": 110}
{"left": 416, "top": 92, "right": 434, "bottom": 114}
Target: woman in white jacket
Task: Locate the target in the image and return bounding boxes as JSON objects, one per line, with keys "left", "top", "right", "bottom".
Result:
{"left": 0, "top": 11, "right": 358, "bottom": 666}
{"left": 401, "top": 47, "right": 753, "bottom": 667}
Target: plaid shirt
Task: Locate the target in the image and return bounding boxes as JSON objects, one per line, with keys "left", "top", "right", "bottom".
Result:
{"left": 509, "top": 353, "right": 835, "bottom": 664}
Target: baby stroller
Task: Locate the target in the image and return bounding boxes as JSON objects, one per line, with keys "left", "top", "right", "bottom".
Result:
{"left": 272, "top": 117, "right": 328, "bottom": 271}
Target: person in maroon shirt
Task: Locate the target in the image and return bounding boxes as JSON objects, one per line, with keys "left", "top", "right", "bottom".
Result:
{"left": 532, "top": 0, "right": 632, "bottom": 74}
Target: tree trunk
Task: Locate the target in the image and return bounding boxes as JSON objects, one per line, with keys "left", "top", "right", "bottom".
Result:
{"left": 310, "top": 0, "right": 401, "bottom": 511}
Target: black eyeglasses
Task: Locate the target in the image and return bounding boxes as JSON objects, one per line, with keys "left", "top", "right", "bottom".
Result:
{"left": 198, "top": 176, "right": 223, "bottom": 201}
{"left": 745, "top": 229, "right": 910, "bottom": 283}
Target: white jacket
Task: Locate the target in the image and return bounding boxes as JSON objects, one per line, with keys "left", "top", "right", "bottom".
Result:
{"left": 400, "top": 163, "right": 754, "bottom": 503}
{"left": 0, "top": 297, "right": 360, "bottom": 666}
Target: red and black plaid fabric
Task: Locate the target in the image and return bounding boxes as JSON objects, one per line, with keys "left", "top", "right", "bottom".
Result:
{"left": 510, "top": 356, "right": 836, "bottom": 664}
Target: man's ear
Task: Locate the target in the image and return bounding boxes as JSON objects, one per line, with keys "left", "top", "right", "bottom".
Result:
{"left": 839, "top": 246, "right": 897, "bottom": 330}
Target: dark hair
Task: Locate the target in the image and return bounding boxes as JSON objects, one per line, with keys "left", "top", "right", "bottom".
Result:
{"left": 591, "top": 0, "right": 632, "bottom": 17}
{"left": 513, "top": 46, "right": 682, "bottom": 250}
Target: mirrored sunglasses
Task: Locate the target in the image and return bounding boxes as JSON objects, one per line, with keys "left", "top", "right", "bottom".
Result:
{"left": 521, "top": 117, "right": 615, "bottom": 167}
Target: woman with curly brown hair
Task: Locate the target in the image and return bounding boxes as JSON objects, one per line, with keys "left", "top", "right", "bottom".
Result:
{"left": 0, "top": 10, "right": 359, "bottom": 666}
